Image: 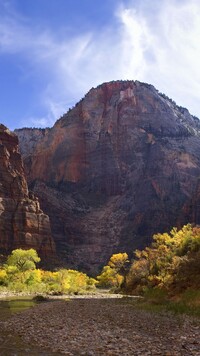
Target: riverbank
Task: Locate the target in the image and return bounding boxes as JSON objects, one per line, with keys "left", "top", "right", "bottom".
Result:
{"left": 1, "top": 297, "right": 200, "bottom": 355}
{"left": 0, "top": 289, "right": 124, "bottom": 300}
{"left": 0, "top": 290, "right": 35, "bottom": 299}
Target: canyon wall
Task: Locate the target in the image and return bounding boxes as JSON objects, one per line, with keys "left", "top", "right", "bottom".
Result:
{"left": 15, "top": 81, "right": 200, "bottom": 273}
{"left": 0, "top": 124, "right": 55, "bottom": 260}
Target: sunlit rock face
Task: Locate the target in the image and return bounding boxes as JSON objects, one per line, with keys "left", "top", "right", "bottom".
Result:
{"left": 16, "top": 81, "right": 200, "bottom": 273}
{"left": 0, "top": 124, "right": 55, "bottom": 259}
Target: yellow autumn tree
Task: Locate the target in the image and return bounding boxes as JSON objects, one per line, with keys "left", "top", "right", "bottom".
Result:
{"left": 97, "top": 253, "right": 129, "bottom": 290}
{"left": 125, "top": 224, "right": 200, "bottom": 294}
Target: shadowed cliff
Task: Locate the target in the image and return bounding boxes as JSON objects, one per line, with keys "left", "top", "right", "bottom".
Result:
{"left": 0, "top": 124, "right": 55, "bottom": 260}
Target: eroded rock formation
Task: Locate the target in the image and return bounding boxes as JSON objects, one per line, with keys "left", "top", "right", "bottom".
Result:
{"left": 16, "top": 81, "right": 200, "bottom": 273}
{"left": 0, "top": 124, "right": 55, "bottom": 259}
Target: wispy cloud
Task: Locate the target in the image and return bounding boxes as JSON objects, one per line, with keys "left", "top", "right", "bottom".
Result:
{"left": 113, "top": 0, "right": 200, "bottom": 113}
{"left": 1, "top": 0, "right": 200, "bottom": 128}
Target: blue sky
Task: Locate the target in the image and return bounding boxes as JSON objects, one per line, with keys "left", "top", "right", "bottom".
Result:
{"left": 0, "top": 0, "right": 200, "bottom": 130}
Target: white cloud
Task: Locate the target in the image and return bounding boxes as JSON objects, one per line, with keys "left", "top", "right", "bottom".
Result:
{"left": 1, "top": 0, "right": 200, "bottom": 128}
{"left": 115, "top": 0, "right": 200, "bottom": 115}
{"left": 25, "top": 116, "right": 52, "bottom": 128}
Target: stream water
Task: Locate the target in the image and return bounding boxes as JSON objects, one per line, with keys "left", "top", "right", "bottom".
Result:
{"left": 0, "top": 298, "right": 59, "bottom": 355}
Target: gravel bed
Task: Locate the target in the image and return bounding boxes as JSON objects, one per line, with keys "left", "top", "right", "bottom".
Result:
{"left": 1, "top": 298, "right": 200, "bottom": 355}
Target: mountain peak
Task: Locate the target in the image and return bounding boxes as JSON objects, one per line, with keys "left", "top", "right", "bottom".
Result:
{"left": 15, "top": 81, "right": 200, "bottom": 273}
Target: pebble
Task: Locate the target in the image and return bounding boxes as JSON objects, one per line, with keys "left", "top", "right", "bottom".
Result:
{"left": 1, "top": 298, "right": 200, "bottom": 355}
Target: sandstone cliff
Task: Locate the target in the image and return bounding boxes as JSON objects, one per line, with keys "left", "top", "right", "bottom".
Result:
{"left": 0, "top": 124, "right": 55, "bottom": 259}
{"left": 16, "top": 81, "right": 200, "bottom": 273}
{"left": 14, "top": 127, "right": 50, "bottom": 157}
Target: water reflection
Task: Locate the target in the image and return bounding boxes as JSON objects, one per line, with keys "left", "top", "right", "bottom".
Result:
{"left": 0, "top": 298, "right": 61, "bottom": 355}
{"left": 0, "top": 299, "right": 35, "bottom": 316}
{"left": 0, "top": 298, "right": 36, "bottom": 321}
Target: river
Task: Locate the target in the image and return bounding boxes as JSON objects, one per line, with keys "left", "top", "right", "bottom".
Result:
{"left": 0, "top": 298, "right": 61, "bottom": 355}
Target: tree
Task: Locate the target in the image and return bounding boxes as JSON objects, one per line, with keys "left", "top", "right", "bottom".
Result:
{"left": 6, "top": 249, "right": 41, "bottom": 272}
{"left": 125, "top": 224, "right": 200, "bottom": 294}
{"left": 97, "top": 253, "right": 129, "bottom": 289}
{"left": 108, "top": 253, "right": 129, "bottom": 274}
{"left": 0, "top": 268, "right": 8, "bottom": 286}
{"left": 97, "top": 265, "right": 119, "bottom": 288}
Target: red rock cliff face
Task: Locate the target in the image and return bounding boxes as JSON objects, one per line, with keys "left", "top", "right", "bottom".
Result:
{"left": 0, "top": 125, "right": 55, "bottom": 259}
{"left": 16, "top": 81, "right": 200, "bottom": 273}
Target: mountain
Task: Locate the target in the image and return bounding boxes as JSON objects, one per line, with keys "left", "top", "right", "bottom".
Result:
{"left": 15, "top": 80, "right": 200, "bottom": 274}
{"left": 0, "top": 124, "right": 55, "bottom": 261}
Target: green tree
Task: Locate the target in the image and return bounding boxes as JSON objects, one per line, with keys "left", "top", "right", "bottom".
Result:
{"left": 6, "top": 249, "right": 41, "bottom": 272}
{"left": 0, "top": 268, "right": 8, "bottom": 286}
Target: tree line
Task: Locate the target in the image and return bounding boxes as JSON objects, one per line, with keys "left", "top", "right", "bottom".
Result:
{"left": 97, "top": 224, "right": 200, "bottom": 296}
{"left": 0, "top": 248, "right": 96, "bottom": 294}
{"left": 0, "top": 224, "right": 199, "bottom": 297}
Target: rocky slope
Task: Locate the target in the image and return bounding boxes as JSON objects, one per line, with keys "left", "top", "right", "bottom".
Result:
{"left": 0, "top": 124, "right": 55, "bottom": 260}
{"left": 15, "top": 80, "right": 200, "bottom": 273}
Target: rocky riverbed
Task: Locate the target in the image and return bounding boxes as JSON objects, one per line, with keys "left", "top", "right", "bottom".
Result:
{"left": 0, "top": 297, "right": 200, "bottom": 355}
